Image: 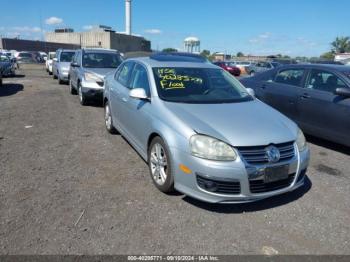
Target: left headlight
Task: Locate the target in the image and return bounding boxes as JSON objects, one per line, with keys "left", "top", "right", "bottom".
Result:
{"left": 296, "top": 129, "right": 307, "bottom": 152}
{"left": 84, "top": 72, "right": 103, "bottom": 83}
{"left": 190, "top": 135, "right": 237, "bottom": 161}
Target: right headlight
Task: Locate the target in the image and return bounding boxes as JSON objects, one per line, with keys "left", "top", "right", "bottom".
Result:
{"left": 190, "top": 134, "right": 237, "bottom": 161}
{"left": 84, "top": 72, "right": 103, "bottom": 83}
{"left": 296, "top": 129, "right": 307, "bottom": 152}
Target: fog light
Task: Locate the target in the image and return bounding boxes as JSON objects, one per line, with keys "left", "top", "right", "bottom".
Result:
{"left": 203, "top": 181, "right": 218, "bottom": 192}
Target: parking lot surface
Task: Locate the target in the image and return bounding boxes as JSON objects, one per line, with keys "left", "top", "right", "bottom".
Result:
{"left": 0, "top": 64, "right": 349, "bottom": 255}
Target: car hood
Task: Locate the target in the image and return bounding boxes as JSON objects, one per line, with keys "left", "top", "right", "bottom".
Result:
{"left": 163, "top": 100, "right": 297, "bottom": 147}
{"left": 58, "top": 62, "right": 71, "bottom": 71}
{"left": 85, "top": 68, "right": 117, "bottom": 78}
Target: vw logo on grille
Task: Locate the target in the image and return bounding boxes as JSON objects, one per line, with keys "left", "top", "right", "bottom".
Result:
{"left": 265, "top": 145, "right": 280, "bottom": 163}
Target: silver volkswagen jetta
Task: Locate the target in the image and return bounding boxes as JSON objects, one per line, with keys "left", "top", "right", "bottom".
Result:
{"left": 103, "top": 53, "right": 310, "bottom": 203}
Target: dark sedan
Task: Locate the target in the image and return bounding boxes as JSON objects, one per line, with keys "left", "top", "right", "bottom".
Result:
{"left": 241, "top": 64, "right": 350, "bottom": 147}
{"left": 213, "top": 61, "right": 241, "bottom": 76}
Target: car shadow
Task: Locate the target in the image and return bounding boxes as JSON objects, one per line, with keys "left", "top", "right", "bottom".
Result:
{"left": 182, "top": 176, "right": 312, "bottom": 213}
{"left": 0, "top": 83, "right": 24, "bottom": 97}
{"left": 12, "top": 74, "right": 26, "bottom": 78}
{"left": 306, "top": 134, "right": 350, "bottom": 155}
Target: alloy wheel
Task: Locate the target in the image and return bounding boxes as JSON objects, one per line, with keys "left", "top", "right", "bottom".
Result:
{"left": 150, "top": 143, "right": 168, "bottom": 186}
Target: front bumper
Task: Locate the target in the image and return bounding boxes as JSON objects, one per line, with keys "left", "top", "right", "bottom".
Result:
{"left": 1, "top": 66, "right": 15, "bottom": 76}
{"left": 172, "top": 144, "right": 310, "bottom": 203}
{"left": 59, "top": 71, "right": 69, "bottom": 81}
{"left": 81, "top": 79, "right": 104, "bottom": 99}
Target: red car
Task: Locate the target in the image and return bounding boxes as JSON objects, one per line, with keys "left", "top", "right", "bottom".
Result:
{"left": 213, "top": 61, "right": 241, "bottom": 76}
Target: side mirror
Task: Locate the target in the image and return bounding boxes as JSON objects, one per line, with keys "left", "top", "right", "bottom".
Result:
{"left": 71, "top": 62, "right": 79, "bottom": 67}
{"left": 129, "top": 88, "right": 149, "bottom": 100}
{"left": 246, "top": 88, "right": 255, "bottom": 97}
{"left": 334, "top": 87, "right": 350, "bottom": 98}
{"left": 53, "top": 58, "right": 58, "bottom": 62}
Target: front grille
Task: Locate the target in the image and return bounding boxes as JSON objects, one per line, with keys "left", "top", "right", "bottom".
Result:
{"left": 238, "top": 141, "right": 295, "bottom": 165}
{"left": 196, "top": 175, "right": 241, "bottom": 195}
{"left": 249, "top": 173, "right": 295, "bottom": 193}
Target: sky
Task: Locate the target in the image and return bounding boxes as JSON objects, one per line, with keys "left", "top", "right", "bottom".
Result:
{"left": 0, "top": 0, "right": 349, "bottom": 57}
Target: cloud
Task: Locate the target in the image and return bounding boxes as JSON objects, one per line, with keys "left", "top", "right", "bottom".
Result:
{"left": 45, "top": 17, "right": 63, "bottom": 25}
{"left": 249, "top": 32, "right": 271, "bottom": 44}
{"left": 144, "top": 29, "right": 162, "bottom": 34}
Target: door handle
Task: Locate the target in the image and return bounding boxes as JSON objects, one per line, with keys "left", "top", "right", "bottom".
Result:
{"left": 300, "top": 93, "right": 310, "bottom": 99}
{"left": 122, "top": 97, "right": 128, "bottom": 102}
{"left": 260, "top": 84, "right": 266, "bottom": 89}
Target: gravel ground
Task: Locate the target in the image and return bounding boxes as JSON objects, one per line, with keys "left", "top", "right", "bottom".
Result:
{"left": 0, "top": 64, "right": 349, "bottom": 255}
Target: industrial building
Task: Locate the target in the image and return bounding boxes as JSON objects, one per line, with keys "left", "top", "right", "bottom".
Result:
{"left": 0, "top": 37, "right": 79, "bottom": 52}
{"left": 45, "top": 28, "right": 151, "bottom": 53}
{"left": 45, "top": 0, "right": 151, "bottom": 53}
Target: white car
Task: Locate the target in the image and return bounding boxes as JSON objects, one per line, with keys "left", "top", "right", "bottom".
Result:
{"left": 46, "top": 52, "right": 56, "bottom": 75}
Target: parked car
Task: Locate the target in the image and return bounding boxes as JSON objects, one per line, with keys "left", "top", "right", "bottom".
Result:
{"left": 15, "top": 51, "right": 36, "bottom": 64}
{"left": 213, "top": 61, "right": 241, "bottom": 76}
{"left": 39, "top": 52, "right": 47, "bottom": 61}
{"left": 46, "top": 52, "right": 56, "bottom": 75}
{"left": 240, "top": 64, "right": 350, "bottom": 146}
{"left": 69, "top": 48, "right": 123, "bottom": 105}
{"left": 103, "top": 52, "right": 310, "bottom": 203}
{"left": 0, "top": 71, "right": 2, "bottom": 86}
{"left": 52, "top": 49, "right": 75, "bottom": 84}
{"left": 231, "top": 61, "right": 254, "bottom": 74}
{"left": 0, "top": 55, "right": 16, "bottom": 76}
{"left": 246, "top": 61, "right": 281, "bottom": 76}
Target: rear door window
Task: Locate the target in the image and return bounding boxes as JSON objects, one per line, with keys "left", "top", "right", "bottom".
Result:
{"left": 274, "top": 69, "right": 305, "bottom": 87}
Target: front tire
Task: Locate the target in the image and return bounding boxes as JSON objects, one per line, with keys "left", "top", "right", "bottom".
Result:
{"left": 148, "top": 137, "right": 174, "bottom": 193}
{"left": 104, "top": 101, "right": 117, "bottom": 134}
{"left": 69, "top": 80, "right": 77, "bottom": 95}
{"left": 78, "top": 83, "right": 87, "bottom": 106}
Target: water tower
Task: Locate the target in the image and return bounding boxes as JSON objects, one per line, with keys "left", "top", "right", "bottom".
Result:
{"left": 184, "top": 37, "right": 200, "bottom": 53}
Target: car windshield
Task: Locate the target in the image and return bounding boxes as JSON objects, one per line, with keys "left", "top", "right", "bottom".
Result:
{"left": 60, "top": 52, "right": 75, "bottom": 62}
{"left": 83, "top": 53, "right": 122, "bottom": 68}
{"left": 49, "top": 53, "right": 56, "bottom": 59}
{"left": 153, "top": 67, "right": 253, "bottom": 104}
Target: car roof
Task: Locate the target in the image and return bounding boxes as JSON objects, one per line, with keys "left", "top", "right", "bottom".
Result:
{"left": 128, "top": 53, "right": 218, "bottom": 69}
{"left": 280, "top": 63, "right": 350, "bottom": 72}
{"left": 59, "top": 49, "right": 76, "bottom": 52}
{"left": 82, "top": 48, "right": 119, "bottom": 54}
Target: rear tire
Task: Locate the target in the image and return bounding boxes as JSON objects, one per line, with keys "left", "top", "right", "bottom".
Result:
{"left": 148, "top": 137, "right": 175, "bottom": 193}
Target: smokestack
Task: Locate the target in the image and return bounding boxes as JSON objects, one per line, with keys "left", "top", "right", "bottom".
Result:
{"left": 125, "top": 0, "right": 131, "bottom": 35}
